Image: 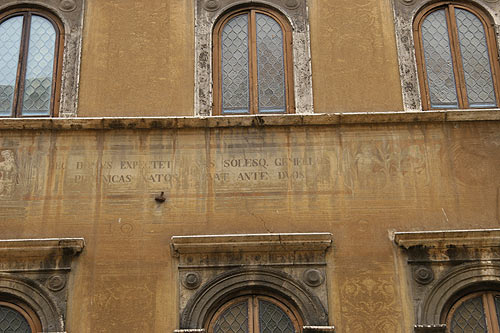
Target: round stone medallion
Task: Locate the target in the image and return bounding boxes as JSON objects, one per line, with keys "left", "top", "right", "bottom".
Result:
{"left": 413, "top": 266, "right": 434, "bottom": 285}
{"left": 47, "top": 274, "right": 66, "bottom": 292}
{"left": 183, "top": 272, "right": 202, "bottom": 289}
{"left": 303, "top": 269, "right": 324, "bottom": 287}
{"left": 60, "top": 0, "right": 77, "bottom": 12}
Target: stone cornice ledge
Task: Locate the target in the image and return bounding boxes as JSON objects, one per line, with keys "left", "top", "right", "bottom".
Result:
{"left": 171, "top": 233, "right": 332, "bottom": 256}
{"left": 0, "top": 238, "right": 85, "bottom": 257}
{"left": 394, "top": 229, "right": 500, "bottom": 249}
{"left": 1, "top": 109, "right": 499, "bottom": 130}
{"left": 414, "top": 324, "right": 446, "bottom": 333}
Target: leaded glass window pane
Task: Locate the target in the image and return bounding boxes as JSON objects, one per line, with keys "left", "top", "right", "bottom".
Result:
{"left": 495, "top": 296, "right": 500, "bottom": 327}
{"left": 258, "top": 300, "right": 295, "bottom": 333}
{"left": 21, "top": 15, "right": 56, "bottom": 116}
{"left": 0, "top": 16, "right": 23, "bottom": 117}
{"left": 214, "top": 301, "right": 249, "bottom": 333}
{"left": 221, "top": 14, "right": 250, "bottom": 115}
{"left": 450, "top": 296, "right": 488, "bottom": 333}
{"left": 455, "top": 8, "right": 496, "bottom": 108}
{"left": 0, "top": 305, "right": 31, "bottom": 333}
{"left": 421, "top": 9, "right": 459, "bottom": 109}
{"left": 255, "top": 13, "right": 286, "bottom": 113}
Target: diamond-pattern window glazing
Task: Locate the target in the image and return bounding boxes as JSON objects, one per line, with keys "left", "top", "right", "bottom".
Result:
{"left": 21, "top": 15, "right": 56, "bottom": 116}
{"left": 258, "top": 300, "right": 295, "bottom": 333}
{"left": 416, "top": 4, "right": 500, "bottom": 110}
{"left": 214, "top": 301, "right": 249, "bottom": 333}
{"left": 0, "top": 16, "right": 23, "bottom": 116}
{"left": 455, "top": 8, "right": 496, "bottom": 108}
{"left": 0, "top": 305, "right": 31, "bottom": 333}
{"left": 421, "top": 9, "right": 459, "bottom": 109}
{"left": 447, "top": 292, "right": 500, "bottom": 333}
{"left": 0, "top": 10, "right": 61, "bottom": 117}
{"left": 215, "top": 7, "right": 292, "bottom": 115}
{"left": 450, "top": 296, "right": 488, "bottom": 333}
{"left": 222, "top": 14, "right": 250, "bottom": 115}
{"left": 209, "top": 296, "right": 300, "bottom": 333}
{"left": 255, "top": 13, "right": 285, "bottom": 113}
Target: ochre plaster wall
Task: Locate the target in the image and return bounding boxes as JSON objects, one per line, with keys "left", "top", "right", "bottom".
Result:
{"left": 77, "top": 0, "right": 194, "bottom": 117}
{"left": 77, "top": 0, "right": 404, "bottom": 116}
{"left": 1, "top": 121, "right": 499, "bottom": 332}
{"left": 309, "top": 0, "right": 404, "bottom": 113}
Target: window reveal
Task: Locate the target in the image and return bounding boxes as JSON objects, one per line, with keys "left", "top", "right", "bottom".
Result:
{"left": 0, "top": 9, "right": 63, "bottom": 117}
{"left": 414, "top": 3, "right": 500, "bottom": 110}
{"left": 213, "top": 7, "right": 294, "bottom": 115}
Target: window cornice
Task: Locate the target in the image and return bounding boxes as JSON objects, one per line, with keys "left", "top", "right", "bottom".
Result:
{"left": 394, "top": 228, "right": 500, "bottom": 250}
{"left": 171, "top": 232, "right": 332, "bottom": 257}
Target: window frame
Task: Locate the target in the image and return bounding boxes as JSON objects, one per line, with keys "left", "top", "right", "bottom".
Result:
{"left": 206, "top": 294, "right": 303, "bottom": 333}
{"left": 0, "top": 299, "right": 43, "bottom": 332}
{"left": 194, "top": 0, "right": 314, "bottom": 116}
{"left": 212, "top": 6, "right": 295, "bottom": 116}
{"left": 445, "top": 291, "right": 500, "bottom": 332}
{"left": 0, "top": 7, "right": 64, "bottom": 118}
{"left": 413, "top": 1, "right": 500, "bottom": 110}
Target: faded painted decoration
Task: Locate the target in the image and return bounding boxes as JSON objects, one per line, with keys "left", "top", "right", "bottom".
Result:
{"left": 0, "top": 150, "right": 16, "bottom": 197}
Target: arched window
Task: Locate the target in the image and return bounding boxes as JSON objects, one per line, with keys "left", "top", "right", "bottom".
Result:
{"left": 0, "top": 300, "right": 42, "bottom": 333}
{"left": 446, "top": 291, "right": 500, "bottom": 332}
{"left": 207, "top": 295, "right": 302, "bottom": 333}
{"left": 213, "top": 6, "right": 294, "bottom": 115}
{"left": 0, "top": 8, "right": 63, "bottom": 117}
{"left": 414, "top": 3, "right": 500, "bottom": 110}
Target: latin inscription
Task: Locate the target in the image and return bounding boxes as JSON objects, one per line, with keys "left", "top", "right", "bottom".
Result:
{"left": 216, "top": 156, "right": 314, "bottom": 183}
{"left": 71, "top": 159, "right": 177, "bottom": 186}
{"left": 67, "top": 154, "right": 324, "bottom": 190}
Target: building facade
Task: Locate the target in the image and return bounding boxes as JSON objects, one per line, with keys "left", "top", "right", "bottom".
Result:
{"left": 1, "top": 0, "right": 500, "bottom": 332}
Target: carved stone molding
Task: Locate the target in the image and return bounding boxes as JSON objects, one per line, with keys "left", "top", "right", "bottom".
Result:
{"left": 414, "top": 324, "right": 446, "bottom": 333}
{"left": 172, "top": 233, "right": 332, "bottom": 330}
{"left": 303, "top": 326, "right": 336, "bottom": 332}
{"left": 0, "top": 238, "right": 85, "bottom": 332}
{"left": 394, "top": 229, "right": 500, "bottom": 327}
